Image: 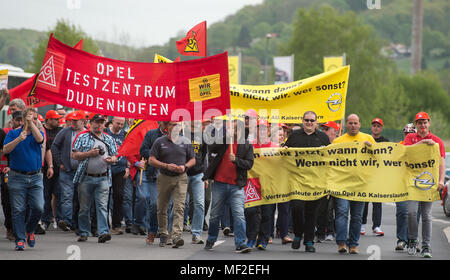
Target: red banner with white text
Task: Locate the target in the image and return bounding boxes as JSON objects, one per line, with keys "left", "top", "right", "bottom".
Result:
{"left": 34, "top": 34, "right": 230, "bottom": 121}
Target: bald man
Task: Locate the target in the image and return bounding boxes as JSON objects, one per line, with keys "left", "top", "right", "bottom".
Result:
{"left": 332, "top": 114, "right": 375, "bottom": 255}
{"left": 105, "top": 117, "right": 128, "bottom": 234}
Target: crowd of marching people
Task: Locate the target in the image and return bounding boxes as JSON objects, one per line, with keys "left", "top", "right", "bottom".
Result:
{"left": 0, "top": 87, "right": 446, "bottom": 258}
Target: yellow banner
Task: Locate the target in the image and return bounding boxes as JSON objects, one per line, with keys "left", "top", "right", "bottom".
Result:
{"left": 245, "top": 142, "right": 441, "bottom": 207}
{"left": 228, "top": 56, "right": 239, "bottom": 84}
{"left": 229, "top": 66, "right": 349, "bottom": 123}
{"left": 154, "top": 53, "right": 173, "bottom": 63}
{"left": 323, "top": 56, "right": 344, "bottom": 72}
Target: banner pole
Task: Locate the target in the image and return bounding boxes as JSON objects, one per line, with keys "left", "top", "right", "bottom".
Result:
{"left": 139, "top": 157, "right": 144, "bottom": 186}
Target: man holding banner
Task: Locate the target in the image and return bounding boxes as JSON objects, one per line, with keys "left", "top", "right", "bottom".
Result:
{"left": 332, "top": 114, "right": 375, "bottom": 254}
{"left": 284, "top": 111, "right": 330, "bottom": 252}
{"left": 404, "top": 112, "right": 446, "bottom": 258}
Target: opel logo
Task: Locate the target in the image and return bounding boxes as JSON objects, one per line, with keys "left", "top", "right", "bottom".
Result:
{"left": 326, "top": 92, "right": 343, "bottom": 112}
{"left": 413, "top": 171, "right": 435, "bottom": 191}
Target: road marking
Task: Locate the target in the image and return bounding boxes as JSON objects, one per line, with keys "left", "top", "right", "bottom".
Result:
{"left": 213, "top": 240, "right": 225, "bottom": 248}
{"left": 444, "top": 227, "right": 450, "bottom": 243}
{"left": 433, "top": 218, "right": 450, "bottom": 225}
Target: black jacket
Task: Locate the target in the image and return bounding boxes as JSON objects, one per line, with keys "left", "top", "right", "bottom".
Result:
{"left": 203, "top": 134, "right": 254, "bottom": 188}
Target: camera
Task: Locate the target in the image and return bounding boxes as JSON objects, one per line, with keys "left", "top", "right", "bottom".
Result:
{"left": 96, "top": 145, "right": 105, "bottom": 156}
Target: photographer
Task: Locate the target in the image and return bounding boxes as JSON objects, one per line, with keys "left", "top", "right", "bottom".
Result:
{"left": 71, "top": 114, "right": 118, "bottom": 243}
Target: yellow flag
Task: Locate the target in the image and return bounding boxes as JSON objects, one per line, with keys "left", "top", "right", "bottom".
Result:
{"left": 154, "top": 54, "right": 173, "bottom": 63}
{"left": 323, "top": 56, "right": 344, "bottom": 72}
{"left": 228, "top": 56, "right": 240, "bottom": 84}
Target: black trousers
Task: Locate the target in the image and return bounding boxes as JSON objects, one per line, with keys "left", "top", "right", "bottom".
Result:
{"left": 0, "top": 173, "right": 12, "bottom": 230}
{"left": 291, "top": 199, "right": 320, "bottom": 243}
{"left": 362, "top": 202, "right": 382, "bottom": 229}
{"left": 245, "top": 204, "right": 275, "bottom": 245}
{"left": 111, "top": 171, "right": 126, "bottom": 228}
{"left": 315, "top": 196, "right": 335, "bottom": 236}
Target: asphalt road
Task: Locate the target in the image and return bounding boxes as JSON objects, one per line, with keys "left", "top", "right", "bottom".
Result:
{"left": 0, "top": 201, "right": 449, "bottom": 261}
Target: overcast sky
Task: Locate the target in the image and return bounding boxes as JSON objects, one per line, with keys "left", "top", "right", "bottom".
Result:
{"left": 1, "top": 0, "right": 263, "bottom": 47}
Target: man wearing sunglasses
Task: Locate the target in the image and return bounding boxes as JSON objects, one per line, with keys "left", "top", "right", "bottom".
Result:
{"left": 284, "top": 111, "right": 330, "bottom": 253}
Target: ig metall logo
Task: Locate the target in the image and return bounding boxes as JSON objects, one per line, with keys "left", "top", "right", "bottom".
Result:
{"left": 326, "top": 92, "right": 343, "bottom": 112}
{"left": 413, "top": 171, "right": 435, "bottom": 191}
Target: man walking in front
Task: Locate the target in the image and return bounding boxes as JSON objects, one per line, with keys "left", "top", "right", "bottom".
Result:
{"left": 3, "top": 108, "right": 45, "bottom": 251}
{"left": 332, "top": 114, "right": 375, "bottom": 254}
{"left": 148, "top": 121, "right": 196, "bottom": 248}
{"left": 72, "top": 114, "right": 118, "bottom": 243}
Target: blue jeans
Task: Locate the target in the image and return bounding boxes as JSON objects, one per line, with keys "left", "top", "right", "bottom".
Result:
{"left": 59, "top": 170, "right": 76, "bottom": 227}
{"left": 77, "top": 175, "right": 110, "bottom": 237}
{"left": 335, "top": 198, "right": 365, "bottom": 247}
{"left": 187, "top": 173, "right": 205, "bottom": 237}
{"left": 207, "top": 181, "right": 246, "bottom": 249}
{"left": 134, "top": 173, "right": 158, "bottom": 233}
{"left": 395, "top": 201, "right": 408, "bottom": 243}
{"left": 8, "top": 171, "right": 44, "bottom": 242}
{"left": 122, "top": 177, "right": 134, "bottom": 226}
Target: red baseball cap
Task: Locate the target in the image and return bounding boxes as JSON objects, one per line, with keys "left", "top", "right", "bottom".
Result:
{"left": 45, "top": 110, "right": 62, "bottom": 119}
{"left": 415, "top": 111, "right": 430, "bottom": 121}
{"left": 59, "top": 118, "right": 66, "bottom": 125}
{"left": 371, "top": 118, "right": 384, "bottom": 126}
{"left": 71, "top": 110, "right": 86, "bottom": 121}
{"left": 38, "top": 114, "right": 44, "bottom": 122}
{"left": 321, "top": 121, "right": 340, "bottom": 131}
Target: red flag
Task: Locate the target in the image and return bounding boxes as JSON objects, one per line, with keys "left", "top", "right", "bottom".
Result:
{"left": 117, "top": 120, "right": 159, "bottom": 157}
{"left": 9, "top": 39, "right": 84, "bottom": 108}
{"left": 176, "top": 21, "right": 207, "bottom": 57}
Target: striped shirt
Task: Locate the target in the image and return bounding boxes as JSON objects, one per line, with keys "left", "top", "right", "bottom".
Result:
{"left": 72, "top": 130, "right": 118, "bottom": 184}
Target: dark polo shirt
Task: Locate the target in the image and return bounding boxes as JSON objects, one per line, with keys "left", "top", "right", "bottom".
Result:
{"left": 284, "top": 128, "right": 331, "bottom": 148}
{"left": 149, "top": 135, "right": 195, "bottom": 176}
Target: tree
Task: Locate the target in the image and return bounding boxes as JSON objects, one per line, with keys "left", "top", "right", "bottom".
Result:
{"left": 236, "top": 25, "right": 252, "bottom": 49}
{"left": 27, "top": 19, "right": 99, "bottom": 73}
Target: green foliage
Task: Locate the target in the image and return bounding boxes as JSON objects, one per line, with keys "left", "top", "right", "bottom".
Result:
{"left": 27, "top": 19, "right": 99, "bottom": 73}
{"left": 396, "top": 71, "right": 450, "bottom": 123}
{"left": 281, "top": 5, "right": 397, "bottom": 125}
{"left": 0, "top": 29, "right": 43, "bottom": 69}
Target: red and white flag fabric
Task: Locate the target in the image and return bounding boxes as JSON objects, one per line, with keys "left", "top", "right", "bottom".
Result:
{"left": 176, "top": 21, "right": 207, "bottom": 57}
{"left": 9, "top": 39, "right": 84, "bottom": 108}
{"left": 34, "top": 34, "right": 230, "bottom": 121}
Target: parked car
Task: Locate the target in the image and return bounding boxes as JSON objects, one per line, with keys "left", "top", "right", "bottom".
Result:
{"left": 446, "top": 152, "right": 450, "bottom": 181}
{"left": 440, "top": 152, "right": 450, "bottom": 216}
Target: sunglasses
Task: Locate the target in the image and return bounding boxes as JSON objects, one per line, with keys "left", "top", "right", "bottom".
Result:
{"left": 303, "top": 119, "right": 316, "bottom": 123}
